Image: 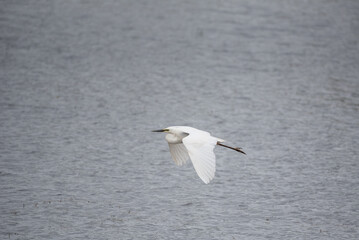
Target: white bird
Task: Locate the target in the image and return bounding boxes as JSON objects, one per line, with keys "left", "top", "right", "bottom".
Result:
{"left": 152, "top": 126, "right": 245, "bottom": 184}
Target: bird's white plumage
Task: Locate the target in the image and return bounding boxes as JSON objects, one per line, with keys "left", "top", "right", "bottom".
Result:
{"left": 168, "top": 143, "right": 189, "bottom": 166}
{"left": 161, "top": 126, "right": 223, "bottom": 184}
{"left": 182, "top": 133, "right": 218, "bottom": 184}
{"left": 153, "top": 126, "right": 245, "bottom": 184}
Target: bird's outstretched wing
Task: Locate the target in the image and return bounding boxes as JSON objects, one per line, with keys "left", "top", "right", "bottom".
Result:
{"left": 182, "top": 134, "right": 217, "bottom": 184}
{"left": 168, "top": 143, "right": 189, "bottom": 166}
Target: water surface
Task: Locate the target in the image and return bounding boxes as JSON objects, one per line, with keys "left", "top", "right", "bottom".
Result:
{"left": 1, "top": 0, "right": 359, "bottom": 239}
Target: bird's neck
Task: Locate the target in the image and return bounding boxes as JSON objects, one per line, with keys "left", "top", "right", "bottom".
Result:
{"left": 165, "top": 132, "right": 188, "bottom": 144}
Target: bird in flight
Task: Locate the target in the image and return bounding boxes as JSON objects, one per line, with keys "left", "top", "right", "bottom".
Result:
{"left": 152, "top": 126, "right": 246, "bottom": 184}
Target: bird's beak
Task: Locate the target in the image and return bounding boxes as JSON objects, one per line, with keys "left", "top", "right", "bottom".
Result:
{"left": 152, "top": 129, "right": 166, "bottom": 132}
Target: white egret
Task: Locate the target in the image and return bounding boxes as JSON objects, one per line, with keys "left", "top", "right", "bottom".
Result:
{"left": 152, "top": 126, "right": 246, "bottom": 184}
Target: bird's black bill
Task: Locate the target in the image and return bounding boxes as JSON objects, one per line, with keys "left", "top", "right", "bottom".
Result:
{"left": 152, "top": 129, "right": 165, "bottom": 132}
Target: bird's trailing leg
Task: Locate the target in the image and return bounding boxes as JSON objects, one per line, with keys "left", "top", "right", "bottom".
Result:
{"left": 217, "top": 142, "right": 246, "bottom": 155}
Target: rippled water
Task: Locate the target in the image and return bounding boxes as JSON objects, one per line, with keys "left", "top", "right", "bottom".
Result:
{"left": 1, "top": 1, "right": 359, "bottom": 239}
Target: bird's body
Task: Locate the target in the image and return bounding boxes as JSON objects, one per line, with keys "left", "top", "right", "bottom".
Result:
{"left": 153, "top": 126, "right": 245, "bottom": 184}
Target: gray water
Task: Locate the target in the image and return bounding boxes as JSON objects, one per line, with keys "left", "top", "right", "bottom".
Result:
{"left": 1, "top": 0, "right": 359, "bottom": 239}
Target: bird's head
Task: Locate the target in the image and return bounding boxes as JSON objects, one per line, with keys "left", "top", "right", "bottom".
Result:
{"left": 152, "top": 127, "right": 185, "bottom": 136}
{"left": 152, "top": 127, "right": 189, "bottom": 144}
{"left": 152, "top": 127, "right": 189, "bottom": 138}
